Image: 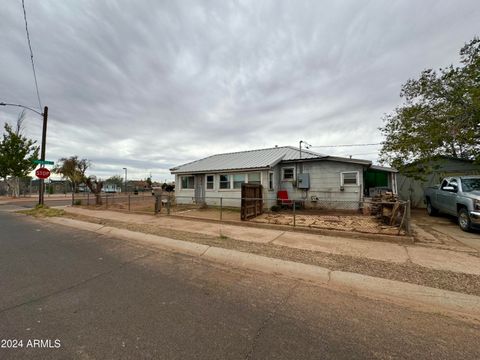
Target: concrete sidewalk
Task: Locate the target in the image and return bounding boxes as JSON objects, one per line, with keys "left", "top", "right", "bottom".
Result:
{"left": 63, "top": 207, "right": 480, "bottom": 276}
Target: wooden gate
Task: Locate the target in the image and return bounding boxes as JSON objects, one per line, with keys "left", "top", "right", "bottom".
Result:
{"left": 241, "top": 184, "right": 263, "bottom": 220}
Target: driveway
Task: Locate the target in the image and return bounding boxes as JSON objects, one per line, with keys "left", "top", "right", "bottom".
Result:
{"left": 411, "top": 209, "right": 480, "bottom": 252}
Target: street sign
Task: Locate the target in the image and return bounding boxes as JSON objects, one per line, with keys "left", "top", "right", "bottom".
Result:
{"left": 35, "top": 167, "right": 51, "bottom": 179}
{"left": 34, "top": 160, "right": 54, "bottom": 165}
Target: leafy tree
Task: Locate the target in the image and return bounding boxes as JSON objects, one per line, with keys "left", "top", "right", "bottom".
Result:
{"left": 105, "top": 175, "right": 123, "bottom": 188}
{"left": 53, "top": 156, "right": 105, "bottom": 205}
{"left": 161, "top": 182, "right": 175, "bottom": 192}
{"left": 0, "top": 111, "right": 39, "bottom": 197}
{"left": 380, "top": 38, "right": 480, "bottom": 174}
{"left": 146, "top": 177, "right": 152, "bottom": 188}
{"left": 53, "top": 156, "right": 90, "bottom": 193}
{"left": 85, "top": 176, "right": 103, "bottom": 205}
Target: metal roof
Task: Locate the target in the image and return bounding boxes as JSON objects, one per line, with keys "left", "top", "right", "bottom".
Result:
{"left": 170, "top": 146, "right": 326, "bottom": 174}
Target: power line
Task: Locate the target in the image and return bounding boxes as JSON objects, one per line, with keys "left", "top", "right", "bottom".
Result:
{"left": 311, "top": 143, "right": 382, "bottom": 148}
{"left": 340, "top": 152, "right": 379, "bottom": 156}
{"left": 21, "top": 0, "right": 42, "bottom": 111}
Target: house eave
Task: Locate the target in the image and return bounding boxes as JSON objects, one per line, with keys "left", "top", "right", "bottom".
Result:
{"left": 171, "top": 166, "right": 271, "bottom": 175}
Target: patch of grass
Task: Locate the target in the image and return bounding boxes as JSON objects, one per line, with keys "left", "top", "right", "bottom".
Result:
{"left": 219, "top": 233, "right": 229, "bottom": 240}
{"left": 18, "top": 204, "right": 65, "bottom": 218}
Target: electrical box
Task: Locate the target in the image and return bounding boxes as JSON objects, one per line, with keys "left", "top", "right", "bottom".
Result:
{"left": 297, "top": 173, "right": 310, "bottom": 189}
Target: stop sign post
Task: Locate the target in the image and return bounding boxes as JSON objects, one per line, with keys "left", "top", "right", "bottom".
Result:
{"left": 35, "top": 167, "right": 51, "bottom": 179}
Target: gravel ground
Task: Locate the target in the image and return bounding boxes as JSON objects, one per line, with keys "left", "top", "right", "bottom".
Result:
{"left": 65, "top": 213, "right": 480, "bottom": 297}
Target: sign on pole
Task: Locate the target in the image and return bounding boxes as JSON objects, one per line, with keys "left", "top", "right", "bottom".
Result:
{"left": 34, "top": 160, "right": 54, "bottom": 165}
{"left": 35, "top": 167, "right": 51, "bottom": 179}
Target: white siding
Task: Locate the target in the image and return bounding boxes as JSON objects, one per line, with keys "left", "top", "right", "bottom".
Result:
{"left": 174, "top": 161, "right": 366, "bottom": 209}
{"left": 175, "top": 171, "right": 269, "bottom": 208}
{"left": 276, "top": 161, "right": 365, "bottom": 208}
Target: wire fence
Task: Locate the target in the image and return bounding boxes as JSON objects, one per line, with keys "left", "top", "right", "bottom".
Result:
{"left": 72, "top": 192, "right": 412, "bottom": 236}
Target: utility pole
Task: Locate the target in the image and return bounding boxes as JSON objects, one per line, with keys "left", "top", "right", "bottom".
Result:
{"left": 39, "top": 106, "right": 48, "bottom": 206}
{"left": 0, "top": 102, "right": 48, "bottom": 206}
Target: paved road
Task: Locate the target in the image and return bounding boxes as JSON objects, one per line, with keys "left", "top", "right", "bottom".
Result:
{"left": 1, "top": 211, "right": 480, "bottom": 359}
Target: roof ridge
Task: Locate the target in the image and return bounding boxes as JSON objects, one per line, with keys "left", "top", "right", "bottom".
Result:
{"left": 169, "top": 146, "right": 290, "bottom": 171}
{"left": 208, "top": 145, "right": 293, "bottom": 157}
{"left": 170, "top": 145, "right": 328, "bottom": 172}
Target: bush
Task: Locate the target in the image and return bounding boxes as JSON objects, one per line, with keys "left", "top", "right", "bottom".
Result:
{"left": 73, "top": 200, "right": 82, "bottom": 206}
{"left": 270, "top": 205, "right": 281, "bottom": 212}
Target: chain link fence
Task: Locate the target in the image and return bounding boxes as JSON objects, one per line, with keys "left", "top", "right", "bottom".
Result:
{"left": 72, "top": 192, "right": 156, "bottom": 214}
{"left": 72, "top": 193, "right": 411, "bottom": 236}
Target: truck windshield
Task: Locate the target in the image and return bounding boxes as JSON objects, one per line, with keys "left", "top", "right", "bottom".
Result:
{"left": 461, "top": 178, "right": 480, "bottom": 192}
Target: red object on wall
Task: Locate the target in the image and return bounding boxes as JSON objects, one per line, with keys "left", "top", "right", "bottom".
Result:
{"left": 35, "top": 167, "right": 51, "bottom": 179}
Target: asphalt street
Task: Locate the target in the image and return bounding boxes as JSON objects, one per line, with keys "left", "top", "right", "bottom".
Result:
{"left": 1, "top": 209, "right": 480, "bottom": 359}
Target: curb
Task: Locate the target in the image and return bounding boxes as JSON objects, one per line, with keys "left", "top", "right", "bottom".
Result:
{"left": 44, "top": 216, "right": 480, "bottom": 322}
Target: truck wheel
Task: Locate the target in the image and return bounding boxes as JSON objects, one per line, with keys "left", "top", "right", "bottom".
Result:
{"left": 458, "top": 208, "right": 472, "bottom": 232}
{"left": 426, "top": 199, "right": 438, "bottom": 216}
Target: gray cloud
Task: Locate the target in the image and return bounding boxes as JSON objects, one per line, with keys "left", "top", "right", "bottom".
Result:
{"left": 1, "top": 0, "right": 479, "bottom": 180}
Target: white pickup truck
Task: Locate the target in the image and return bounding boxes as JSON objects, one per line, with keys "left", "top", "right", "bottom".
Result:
{"left": 424, "top": 176, "right": 480, "bottom": 231}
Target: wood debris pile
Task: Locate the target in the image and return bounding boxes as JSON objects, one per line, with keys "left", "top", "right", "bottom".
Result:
{"left": 363, "top": 191, "right": 403, "bottom": 226}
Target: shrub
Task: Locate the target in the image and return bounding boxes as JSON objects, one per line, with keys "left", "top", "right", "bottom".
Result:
{"left": 270, "top": 205, "right": 281, "bottom": 212}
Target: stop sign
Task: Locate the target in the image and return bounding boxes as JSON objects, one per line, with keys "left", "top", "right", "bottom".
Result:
{"left": 35, "top": 167, "right": 51, "bottom": 179}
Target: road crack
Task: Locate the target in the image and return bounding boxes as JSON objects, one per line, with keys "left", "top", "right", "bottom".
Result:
{"left": 245, "top": 283, "right": 299, "bottom": 360}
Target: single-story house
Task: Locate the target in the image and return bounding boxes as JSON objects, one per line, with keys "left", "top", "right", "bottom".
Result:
{"left": 170, "top": 146, "right": 397, "bottom": 209}
{"left": 397, "top": 156, "right": 480, "bottom": 208}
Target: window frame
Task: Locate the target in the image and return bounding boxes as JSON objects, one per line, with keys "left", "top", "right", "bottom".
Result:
{"left": 205, "top": 174, "right": 215, "bottom": 191}
{"left": 282, "top": 167, "right": 295, "bottom": 181}
{"left": 268, "top": 172, "right": 274, "bottom": 190}
{"left": 340, "top": 171, "right": 359, "bottom": 186}
{"left": 247, "top": 172, "right": 261, "bottom": 185}
{"left": 219, "top": 174, "right": 232, "bottom": 190}
{"left": 233, "top": 173, "right": 246, "bottom": 189}
{"left": 180, "top": 175, "right": 195, "bottom": 190}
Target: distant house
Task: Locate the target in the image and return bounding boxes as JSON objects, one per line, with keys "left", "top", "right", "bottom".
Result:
{"left": 170, "top": 146, "right": 397, "bottom": 208}
{"left": 397, "top": 156, "right": 480, "bottom": 208}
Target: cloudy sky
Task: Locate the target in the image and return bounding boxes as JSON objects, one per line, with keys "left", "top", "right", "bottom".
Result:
{"left": 1, "top": 0, "right": 479, "bottom": 181}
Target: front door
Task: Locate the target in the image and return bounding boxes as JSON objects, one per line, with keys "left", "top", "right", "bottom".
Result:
{"left": 194, "top": 175, "right": 205, "bottom": 204}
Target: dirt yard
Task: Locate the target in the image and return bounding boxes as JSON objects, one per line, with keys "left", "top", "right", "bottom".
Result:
{"left": 169, "top": 206, "right": 240, "bottom": 221}
{"left": 252, "top": 212, "right": 404, "bottom": 235}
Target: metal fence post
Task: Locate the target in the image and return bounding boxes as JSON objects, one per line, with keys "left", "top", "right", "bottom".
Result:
{"left": 87, "top": 192, "right": 90, "bottom": 206}
{"left": 167, "top": 195, "right": 171, "bottom": 215}
{"left": 71, "top": 192, "right": 74, "bottom": 206}
{"left": 154, "top": 195, "right": 159, "bottom": 214}
{"left": 293, "top": 201, "right": 296, "bottom": 227}
{"left": 406, "top": 200, "right": 412, "bottom": 236}
{"left": 105, "top": 195, "right": 108, "bottom": 209}
{"left": 220, "top": 197, "right": 223, "bottom": 221}
{"left": 128, "top": 194, "right": 131, "bottom": 212}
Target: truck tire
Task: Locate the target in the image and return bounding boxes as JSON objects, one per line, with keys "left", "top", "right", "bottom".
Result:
{"left": 426, "top": 199, "right": 438, "bottom": 216}
{"left": 458, "top": 208, "right": 472, "bottom": 232}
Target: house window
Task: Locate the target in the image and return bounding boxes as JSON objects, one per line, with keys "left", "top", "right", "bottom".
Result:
{"left": 268, "top": 172, "right": 274, "bottom": 190}
{"left": 206, "top": 175, "right": 214, "bottom": 190}
{"left": 282, "top": 167, "right": 295, "bottom": 180}
{"left": 248, "top": 172, "right": 261, "bottom": 185}
{"left": 181, "top": 175, "right": 195, "bottom": 189}
{"left": 219, "top": 174, "right": 231, "bottom": 189}
{"left": 341, "top": 172, "right": 359, "bottom": 186}
{"left": 233, "top": 174, "right": 246, "bottom": 189}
